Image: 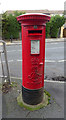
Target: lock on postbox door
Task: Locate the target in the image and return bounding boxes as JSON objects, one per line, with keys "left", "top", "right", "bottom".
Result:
{"left": 17, "top": 14, "right": 51, "bottom": 105}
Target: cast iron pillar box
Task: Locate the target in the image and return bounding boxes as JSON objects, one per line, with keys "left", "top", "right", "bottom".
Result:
{"left": 17, "top": 13, "right": 50, "bottom": 105}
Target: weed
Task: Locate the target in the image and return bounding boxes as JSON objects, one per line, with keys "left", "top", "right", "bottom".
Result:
{"left": 44, "top": 89, "right": 51, "bottom": 97}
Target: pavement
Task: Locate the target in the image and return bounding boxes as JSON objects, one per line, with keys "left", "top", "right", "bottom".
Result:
{"left": 1, "top": 78, "right": 64, "bottom": 119}
{"left": 0, "top": 38, "right": 65, "bottom": 46}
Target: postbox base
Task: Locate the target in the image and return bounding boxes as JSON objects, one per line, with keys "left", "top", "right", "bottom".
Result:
{"left": 22, "top": 86, "right": 44, "bottom": 105}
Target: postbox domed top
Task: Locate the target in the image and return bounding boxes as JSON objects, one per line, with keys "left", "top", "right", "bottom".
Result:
{"left": 17, "top": 13, "right": 51, "bottom": 24}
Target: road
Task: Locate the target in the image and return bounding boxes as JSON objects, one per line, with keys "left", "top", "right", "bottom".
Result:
{"left": 0, "top": 41, "right": 65, "bottom": 80}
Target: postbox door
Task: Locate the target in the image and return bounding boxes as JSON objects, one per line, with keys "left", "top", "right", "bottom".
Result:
{"left": 22, "top": 25, "right": 45, "bottom": 89}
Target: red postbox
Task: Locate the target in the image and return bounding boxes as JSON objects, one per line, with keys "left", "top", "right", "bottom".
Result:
{"left": 17, "top": 13, "right": 50, "bottom": 105}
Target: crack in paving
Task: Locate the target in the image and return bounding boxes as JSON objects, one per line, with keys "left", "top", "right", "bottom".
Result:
{"left": 26, "top": 111, "right": 31, "bottom": 117}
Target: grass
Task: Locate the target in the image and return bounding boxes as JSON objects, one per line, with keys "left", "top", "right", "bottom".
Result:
{"left": 44, "top": 89, "right": 51, "bottom": 104}
{"left": 52, "top": 97, "right": 55, "bottom": 100}
{"left": 0, "top": 83, "right": 2, "bottom": 91}
{"left": 17, "top": 90, "right": 51, "bottom": 111}
{"left": 10, "top": 82, "right": 17, "bottom": 87}
{"left": 44, "top": 89, "right": 51, "bottom": 97}
{"left": 0, "top": 81, "right": 17, "bottom": 93}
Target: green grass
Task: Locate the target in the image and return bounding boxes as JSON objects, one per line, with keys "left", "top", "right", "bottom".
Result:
{"left": 44, "top": 89, "right": 51, "bottom": 104}
{"left": 10, "top": 82, "right": 17, "bottom": 87}
{"left": 44, "top": 89, "right": 51, "bottom": 97}
{"left": 52, "top": 97, "right": 55, "bottom": 100}
{"left": 0, "top": 83, "right": 2, "bottom": 90}
{"left": 17, "top": 101, "right": 45, "bottom": 111}
{"left": 17, "top": 91, "right": 50, "bottom": 111}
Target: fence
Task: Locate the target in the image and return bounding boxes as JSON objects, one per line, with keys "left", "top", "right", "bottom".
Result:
{"left": 0, "top": 40, "right": 10, "bottom": 84}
